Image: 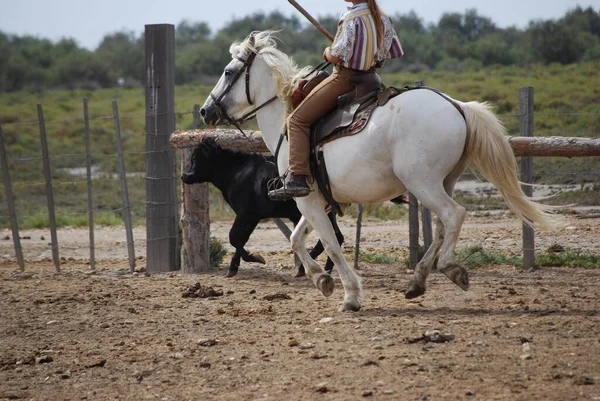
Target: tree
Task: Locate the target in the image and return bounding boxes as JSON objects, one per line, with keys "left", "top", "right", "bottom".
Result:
{"left": 96, "top": 31, "right": 143, "bottom": 83}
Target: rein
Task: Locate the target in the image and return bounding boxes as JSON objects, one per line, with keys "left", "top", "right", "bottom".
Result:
{"left": 210, "top": 50, "right": 277, "bottom": 154}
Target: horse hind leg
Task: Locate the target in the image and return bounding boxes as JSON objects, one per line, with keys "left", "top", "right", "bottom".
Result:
{"left": 406, "top": 219, "right": 444, "bottom": 299}
{"left": 405, "top": 182, "right": 468, "bottom": 295}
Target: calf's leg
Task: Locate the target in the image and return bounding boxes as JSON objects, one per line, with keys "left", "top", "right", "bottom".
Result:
{"left": 227, "top": 215, "right": 261, "bottom": 277}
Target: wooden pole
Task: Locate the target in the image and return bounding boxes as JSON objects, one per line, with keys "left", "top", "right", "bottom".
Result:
{"left": 519, "top": 87, "right": 535, "bottom": 270}
{"left": 408, "top": 194, "right": 420, "bottom": 269}
{"left": 193, "top": 104, "right": 201, "bottom": 129}
{"left": 82, "top": 99, "right": 95, "bottom": 271}
{"left": 171, "top": 130, "right": 600, "bottom": 157}
{"left": 37, "top": 104, "right": 60, "bottom": 273}
{"left": 145, "top": 24, "right": 179, "bottom": 273}
{"left": 181, "top": 147, "right": 210, "bottom": 273}
{"left": 354, "top": 204, "right": 363, "bottom": 270}
{"left": 0, "top": 126, "right": 25, "bottom": 271}
{"left": 112, "top": 100, "right": 136, "bottom": 273}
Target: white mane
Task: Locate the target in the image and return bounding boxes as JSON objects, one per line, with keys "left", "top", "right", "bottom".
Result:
{"left": 230, "top": 31, "right": 316, "bottom": 114}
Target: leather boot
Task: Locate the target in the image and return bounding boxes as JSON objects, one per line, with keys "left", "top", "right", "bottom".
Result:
{"left": 268, "top": 174, "right": 311, "bottom": 201}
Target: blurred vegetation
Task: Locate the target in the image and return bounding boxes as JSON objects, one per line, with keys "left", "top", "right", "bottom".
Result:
{"left": 0, "top": 7, "right": 599, "bottom": 228}
{"left": 1, "top": 7, "right": 599, "bottom": 92}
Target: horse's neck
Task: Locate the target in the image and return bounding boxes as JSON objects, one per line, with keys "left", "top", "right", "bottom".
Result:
{"left": 254, "top": 96, "right": 286, "bottom": 154}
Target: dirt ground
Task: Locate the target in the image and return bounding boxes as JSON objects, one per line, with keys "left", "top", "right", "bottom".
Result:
{"left": 1, "top": 213, "right": 600, "bottom": 401}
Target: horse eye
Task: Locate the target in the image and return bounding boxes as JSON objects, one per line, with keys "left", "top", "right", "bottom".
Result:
{"left": 224, "top": 69, "right": 233, "bottom": 77}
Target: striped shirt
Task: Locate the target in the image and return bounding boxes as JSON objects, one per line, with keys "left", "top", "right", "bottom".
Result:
{"left": 330, "top": 3, "right": 404, "bottom": 71}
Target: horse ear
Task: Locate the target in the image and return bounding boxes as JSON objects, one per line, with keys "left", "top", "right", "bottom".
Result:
{"left": 248, "top": 33, "right": 256, "bottom": 48}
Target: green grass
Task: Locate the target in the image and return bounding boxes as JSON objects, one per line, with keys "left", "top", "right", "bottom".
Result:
{"left": 209, "top": 237, "right": 227, "bottom": 267}
{"left": 344, "top": 202, "right": 407, "bottom": 221}
{"left": 360, "top": 251, "right": 399, "bottom": 264}
{"left": 21, "top": 211, "right": 124, "bottom": 229}
{"left": 0, "top": 62, "right": 598, "bottom": 229}
{"left": 456, "top": 245, "right": 600, "bottom": 269}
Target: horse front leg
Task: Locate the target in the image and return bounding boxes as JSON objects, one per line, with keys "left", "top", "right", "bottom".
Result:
{"left": 290, "top": 216, "right": 335, "bottom": 297}
{"left": 295, "top": 198, "right": 362, "bottom": 312}
{"left": 308, "top": 211, "right": 344, "bottom": 275}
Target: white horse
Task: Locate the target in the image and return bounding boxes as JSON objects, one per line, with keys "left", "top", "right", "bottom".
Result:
{"left": 200, "top": 31, "right": 554, "bottom": 312}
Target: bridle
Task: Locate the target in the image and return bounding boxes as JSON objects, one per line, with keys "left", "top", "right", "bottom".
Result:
{"left": 209, "top": 50, "right": 278, "bottom": 151}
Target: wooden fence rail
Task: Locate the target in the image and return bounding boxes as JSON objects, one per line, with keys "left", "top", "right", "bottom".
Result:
{"left": 170, "top": 128, "right": 600, "bottom": 272}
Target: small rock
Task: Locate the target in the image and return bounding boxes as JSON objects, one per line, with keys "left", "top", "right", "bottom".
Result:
{"left": 249, "top": 289, "right": 256, "bottom": 294}
{"left": 35, "top": 356, "right": 53, "bottom": 364}
{"left": 299, "top": 342, "right": 315, "bottom": 350}
{"left": 99, "top": 323, "right": 110, "bottom": 329}
{"left": 362, "top": 390, "right": 374, "bottom": 397}
{"left": 59, "top": 370, "right": 71, "bottom": 379}
{"left": 199, "top": 362, "right": 211, "bottom": 369}
{"left": 197, "top": 339, "right": 218, "bottom": 347}
{"left": 520, "top": 354, "right": 532, "bottom": 360}
{"left": 319, "top": 317, "right": 334, "bottom": 324}
{"left": 466, "top": 390, "right": 475, "bottom": 396}
{"left": 383, "top": 390, "right": 394, "bottom": 395}
{"left": 288, "top": 338, "right": 300, "bottom": 347}
{"left": 574, "top": 377, "right": 595, "bottom": 385}
{"left": 84, "top": 358, "right": 106, "bottom": 368}
{"left": 46, "top": 320, "right": 59, "bottom": 325}
{"left": 263, "top": 293, "right": 291, "bottom": 301}
{"left": 315, "top": 382, "right": 329, "bottom": 393}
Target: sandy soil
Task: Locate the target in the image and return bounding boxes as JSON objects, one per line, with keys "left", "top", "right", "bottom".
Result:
{"left": 1, "top": 213, "right": 599, "bottom": 401}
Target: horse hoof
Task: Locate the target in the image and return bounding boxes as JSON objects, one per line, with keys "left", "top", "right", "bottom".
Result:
{"left": 225, "top": 270, "right": 238, "bottom": 278}
{"left": 251, "top": 253, "right": 266, "bottom": 264}
{"left": 339, "top": 299, "right": 361, "bottom": 312}
{"left": 316, "top": 274, "right": 334, "bottom": 297}
{"left": 441, "top": 264, "right": 470, "bottom": 291}
{"left": 405, "top": 281, "right": 426, "bottom": 299}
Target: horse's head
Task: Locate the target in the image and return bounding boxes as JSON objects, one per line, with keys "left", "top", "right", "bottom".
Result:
{"left": 201, "top": 33, "right": 263, "bottom": 126}
{"left": 200, "top": 31, "right": 300, "bottom": 127}
{"left": 181, "top": 138, "right": 221, "bottom": 184}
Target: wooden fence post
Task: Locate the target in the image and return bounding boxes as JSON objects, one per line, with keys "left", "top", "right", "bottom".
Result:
{"left": 145, "top": 24, "right": 180, "bottom": 273}
{"left": 408, "top": 194, "right": 420, "bottom": 269}
{"left": 519, "top": 87, "right": 535, "bottom": 269}
{"left": 82, "top": 98, "right": 95, "bottom": 271}
{"left": 37, "top": 104, "right": 60, "bottom": 273}
{"left": 354, "top": 204, "right": 364, "bottom": 270}
{"left": 112, "top": 101, "right": 136, "bottom": 272}
{"left": 0, "top": 126, "right": 25, "bottom": 271}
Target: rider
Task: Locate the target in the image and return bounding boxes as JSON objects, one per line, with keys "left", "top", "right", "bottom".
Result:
{"left": 268, "top": 0, "right": 403, "bottom": 200}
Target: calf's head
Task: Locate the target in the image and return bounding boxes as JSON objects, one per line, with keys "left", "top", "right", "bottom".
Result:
{"left": 181, "top": 139, "right": 219, "bottom": 184}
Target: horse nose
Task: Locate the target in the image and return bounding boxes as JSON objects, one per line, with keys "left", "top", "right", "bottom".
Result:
{"left": 200, "top": 107, "right": 207, "bottom": 118}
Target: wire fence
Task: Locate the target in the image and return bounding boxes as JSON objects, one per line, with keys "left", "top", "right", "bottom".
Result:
{"left": 1, "top": 90, "right": 599, "bottom": 272}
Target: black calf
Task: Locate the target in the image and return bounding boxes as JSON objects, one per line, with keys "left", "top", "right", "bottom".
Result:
{"left": 181, "top": 138, "right": 344, "bottom": 277}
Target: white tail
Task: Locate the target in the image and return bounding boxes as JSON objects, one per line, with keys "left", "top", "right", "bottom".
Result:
{"left": 460, "top": 101, "right": 555, "bottom": 229}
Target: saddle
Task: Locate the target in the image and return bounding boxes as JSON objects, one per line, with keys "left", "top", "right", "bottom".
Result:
{"left": 301, "top": 70, "right": 405, "bottom": 215}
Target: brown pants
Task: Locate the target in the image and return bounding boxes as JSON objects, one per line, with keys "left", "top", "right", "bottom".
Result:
{"left": 288, "top": 66, "right": 355, "bottom": 176}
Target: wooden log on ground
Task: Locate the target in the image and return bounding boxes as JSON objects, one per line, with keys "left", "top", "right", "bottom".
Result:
{"left": 171, "top": 130, "right": 600, "bottom": 158}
